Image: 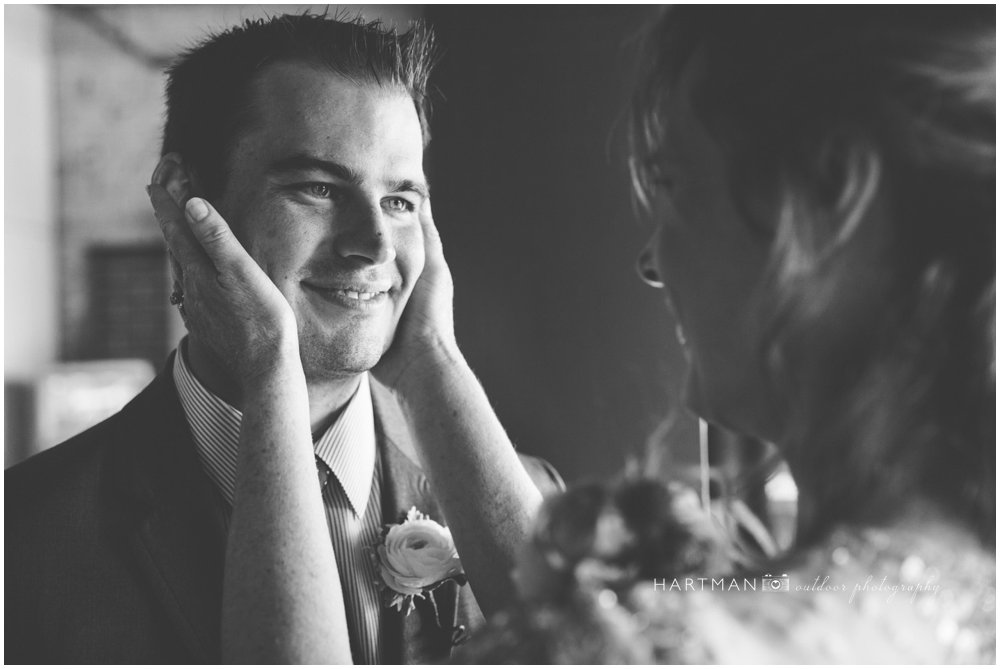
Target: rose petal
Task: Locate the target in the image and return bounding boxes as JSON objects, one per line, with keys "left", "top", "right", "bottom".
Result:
{"left": 377, "top": 511, "right": 465, "bottom": 597}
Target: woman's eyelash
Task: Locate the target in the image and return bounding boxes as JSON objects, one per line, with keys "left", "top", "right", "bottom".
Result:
{"left": 646, "top": 168, "right": 676, "bottom": 191}
{"left": 653, "top": 176, "right": 675, "bottom": 191}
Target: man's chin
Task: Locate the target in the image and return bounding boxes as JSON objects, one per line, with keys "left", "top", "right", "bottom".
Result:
{"left": 298, "top": 331, "right": 390, "bottom": 382}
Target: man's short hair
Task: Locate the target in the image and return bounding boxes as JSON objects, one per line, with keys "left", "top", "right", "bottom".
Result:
{"left": 161, "top": 12, "right": 437, "bottom": 199}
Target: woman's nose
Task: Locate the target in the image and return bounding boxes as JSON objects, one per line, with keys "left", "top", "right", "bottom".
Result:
{"left": 636, "top": 240, "right": 664, "bottom": 288}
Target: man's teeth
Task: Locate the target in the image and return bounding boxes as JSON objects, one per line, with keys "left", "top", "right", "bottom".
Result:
{"left": 339, "top": 289, "right": 381, "bottom": 301}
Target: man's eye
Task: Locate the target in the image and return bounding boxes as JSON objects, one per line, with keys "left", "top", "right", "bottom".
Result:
{"left": 306, "top": 183, "right": 333, "bottom": 198}
{"left": 383, "top": 196, "right": 415, "bottom": 213}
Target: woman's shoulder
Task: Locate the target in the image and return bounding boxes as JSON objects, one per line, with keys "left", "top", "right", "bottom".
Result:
{"left": 632, "top": 518, "right": 996, "bottom": 663}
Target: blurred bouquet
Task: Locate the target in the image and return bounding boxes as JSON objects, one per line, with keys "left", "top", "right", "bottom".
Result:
{"left": 456, "top": 477, "right": 744, "bottom": 663}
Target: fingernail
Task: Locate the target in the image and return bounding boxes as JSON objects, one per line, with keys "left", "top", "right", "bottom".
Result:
{"left": 186, "top": 198, "right": 209, "bottom": 222}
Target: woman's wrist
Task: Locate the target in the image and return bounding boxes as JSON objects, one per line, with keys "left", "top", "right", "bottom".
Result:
{"left": 390, "top": 336, "right": 466, "bottom": 401}
{"left": 238, "top": 335, "right": 305, "bottom": 396}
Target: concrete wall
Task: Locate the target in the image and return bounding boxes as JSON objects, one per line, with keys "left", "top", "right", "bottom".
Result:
{"left": 5, "top": 5, "right": 60, "bottom": 466}
{"left": 5, "top": 5, "right": 59, "bottom": 380}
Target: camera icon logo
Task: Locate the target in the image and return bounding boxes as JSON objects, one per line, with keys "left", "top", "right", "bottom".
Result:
{"left": 762, "top": 573, "right": 790, "bottom": 592}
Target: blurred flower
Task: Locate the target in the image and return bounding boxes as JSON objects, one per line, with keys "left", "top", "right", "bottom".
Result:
{"left": 514, "top": 477, "right": 735, "bottom": 603}
{"left": 453, "top": 589, "right": 655, "bottom": 664}
{"left": 473, "top": 477, "right": 739, "bottom": 662}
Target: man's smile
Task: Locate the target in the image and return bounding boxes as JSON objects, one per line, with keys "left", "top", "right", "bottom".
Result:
{"left": 301, "top": 280, "right": 392, "bottom": 310}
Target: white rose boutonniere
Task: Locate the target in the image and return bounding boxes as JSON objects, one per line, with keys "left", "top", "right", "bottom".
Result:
{"left": 373, "top": 507, "right": 466, "bottom": 614}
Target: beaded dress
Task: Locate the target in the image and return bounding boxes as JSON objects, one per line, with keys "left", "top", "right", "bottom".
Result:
{"left": 458, "top": 484, "right": 996, "bottom": 664}
{"left": 631, "top": 514, "right": 996, "bottom": 663}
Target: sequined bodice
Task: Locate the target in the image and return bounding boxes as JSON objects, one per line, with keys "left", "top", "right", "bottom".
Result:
{"left": 458, "top": 501, "right": 995, "bottom": 664}
{"left": 628, "top": 516, "right": 996, "bottom": 663}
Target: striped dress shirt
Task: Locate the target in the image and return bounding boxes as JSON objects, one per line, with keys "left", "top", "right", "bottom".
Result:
{"left": 172, "top": 345, "right": 385, "bottom": 663}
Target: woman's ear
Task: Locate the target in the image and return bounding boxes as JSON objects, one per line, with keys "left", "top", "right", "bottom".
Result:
{"left": 150, "top": 152, "right": 195, "bottom": 206}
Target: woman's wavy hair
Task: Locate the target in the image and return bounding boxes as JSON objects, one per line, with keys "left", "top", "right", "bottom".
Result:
{"left": 630, "top": 7, "right": 995, "bottom": 545}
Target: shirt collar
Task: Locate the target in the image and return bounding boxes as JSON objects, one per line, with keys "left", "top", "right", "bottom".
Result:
{"left": 172, "top": 342, "right": 376, "bottom": 517}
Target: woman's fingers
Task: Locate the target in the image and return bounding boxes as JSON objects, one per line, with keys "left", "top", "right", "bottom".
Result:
{"left": 148, "top": 181, "right": 298, "bottom": 388}
{"left": 167, "top": 249, "right": 184, "bottom": 286}
{"left": 148, "top": 183, "right": 209, "bottom": 271}
{"left": 419, "top": 199, "right": 443, "bottom": 257}
{"left": 149, "top": 186, "right": 259, "bottom": 289}
{"left": 182, "top": 197, "right": 256, "bottom": 282}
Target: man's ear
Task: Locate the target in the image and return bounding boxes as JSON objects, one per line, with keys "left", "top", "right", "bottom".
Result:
{"left": 151, "top": 153, "right": 196, "bottom": 290}
{"left": 151, "top": 152, "right": 195, "bottom": 206}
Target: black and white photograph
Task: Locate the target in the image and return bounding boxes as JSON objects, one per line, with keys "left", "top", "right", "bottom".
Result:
{"left": 4, "top": 4, "right": 995, "bottom": 664}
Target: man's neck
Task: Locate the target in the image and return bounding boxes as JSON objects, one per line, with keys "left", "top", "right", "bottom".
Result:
{"left": 185, "top": 336, "right": 361, "bottom": 434}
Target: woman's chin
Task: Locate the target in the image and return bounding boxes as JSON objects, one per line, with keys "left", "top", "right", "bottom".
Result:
{"left": 682, "top": 367, "right": 780, "bottom": 442}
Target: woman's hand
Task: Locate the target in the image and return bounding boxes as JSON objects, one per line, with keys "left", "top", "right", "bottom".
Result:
{"left": 150, "top": 184, "right": 352, "bottom": 663}
{"left": 369, "top": 200, "right": 545, "bottom": 616}
{"left": 148, "top": 185, "right": 299, "bottom": 388}
{"left": 373, "top": 200, "right": 461, "bottom": 389}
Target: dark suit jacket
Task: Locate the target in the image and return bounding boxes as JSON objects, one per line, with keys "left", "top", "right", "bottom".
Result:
{"left": 5, "top": 360, "right": 563, "bottom": 664}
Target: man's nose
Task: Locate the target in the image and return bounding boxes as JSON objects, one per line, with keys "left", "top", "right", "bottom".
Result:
{"left": 333, "top": 202, "right": 396, "bottom": 265}
{"left": 636, "top": 236, "right": 664, "bottom": 288}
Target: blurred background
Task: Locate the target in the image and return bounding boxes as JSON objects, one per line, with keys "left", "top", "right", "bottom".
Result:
{"left": 6, "top": 6, "right": 780, "bottom": 512}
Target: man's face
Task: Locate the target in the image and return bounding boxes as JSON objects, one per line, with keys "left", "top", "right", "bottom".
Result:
{"left": 215, "top": 62, "right": 427, "bottom": 382}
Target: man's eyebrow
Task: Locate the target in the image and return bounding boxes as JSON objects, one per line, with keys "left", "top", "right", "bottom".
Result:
{"left": 391, "top": 179, "right": 431, "bottom": 200}
{"left": 269, "top": 153, "right": 430, "bottom": 199}
{"left": 268, "top": 154, "right": 361, "bottom": 183}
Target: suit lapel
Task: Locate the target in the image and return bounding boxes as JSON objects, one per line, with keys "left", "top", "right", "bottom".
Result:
{"left": 372, "top": 379, "right": 464, "bottom": 664}
{"left": 111, "top": 357, "right": 226, "bottom": 662}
